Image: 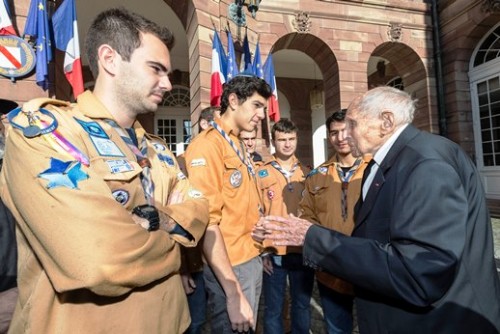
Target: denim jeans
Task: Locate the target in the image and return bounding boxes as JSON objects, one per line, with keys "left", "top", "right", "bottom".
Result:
{"left": 203, "top": 256, "right": 263, "bottom": 334}
{"left": 184, "top": 271, "right": 206, "bottom": 334}
{"left": 317, "top": 281, "right": 353, "bottom": 334}
{"left": 263, "top": 253, "right": 315, "bottom": 334}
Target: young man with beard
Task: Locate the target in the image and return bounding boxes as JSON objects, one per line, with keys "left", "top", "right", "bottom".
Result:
{"left": 299, "top": 109, "right": 368, "bottom": 333}
{"left": 256, "top": 119, "right": 314, "bottom": 334}
{"left": 185, "top": 75, "right": 272, "bottom": 333}
{"left": 0, "top": 8, "right": 208, "bottom": 333}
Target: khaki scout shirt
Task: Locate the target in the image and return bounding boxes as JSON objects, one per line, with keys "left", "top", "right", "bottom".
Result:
{"left": 185, "top": 118, "right": 262, "bottom": 266}
{"left": 0, "top": 92, "right": 209, "bottom": 334}
{"left": 257, "top": 156, "right": 309, "bottom": 255}
{"left": 299, "top": 156, "right": 368, "bottom": 295}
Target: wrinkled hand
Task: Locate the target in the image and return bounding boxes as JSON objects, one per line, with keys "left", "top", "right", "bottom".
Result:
{"left": 261, "top": 214, "right": 312, "bottom": 247}
{"left": 226, "top": 292, "right": 254, "bottom": 333}
{"left": 262, "top": 255, "right": 273, "bottom": 275}
{"left": 180, "top": 273, "right": 196, "bottom": 295}
{"left": 251, "top": 216, "right": 267, "bottom": 243}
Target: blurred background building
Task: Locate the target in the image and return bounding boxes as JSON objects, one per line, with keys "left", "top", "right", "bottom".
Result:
{"left": 1, "top": 0, "right": 500, "bottom": 214}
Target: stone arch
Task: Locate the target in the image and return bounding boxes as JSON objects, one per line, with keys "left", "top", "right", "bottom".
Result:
{"left": 369, "top": 42, "right": 433, "bottom": 132}
{"left": 271, "top": 33, "right": 339, "bottom": 166}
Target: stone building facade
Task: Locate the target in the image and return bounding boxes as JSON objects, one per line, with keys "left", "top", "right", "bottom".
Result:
{"left": 1, "top": 0, "right": 499, "bottom": 214}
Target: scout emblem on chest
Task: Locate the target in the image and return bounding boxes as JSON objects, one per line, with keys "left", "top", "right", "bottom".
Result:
{"left": 230, "top": 170, "right": 242, "bottom": 188}
{"left": 112, "top": 189, "right": 130, "bottom": 205}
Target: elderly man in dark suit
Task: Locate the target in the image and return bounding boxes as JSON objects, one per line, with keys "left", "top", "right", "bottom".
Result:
{"left": 254, "top": 86, "right": 500, "bottom": 333}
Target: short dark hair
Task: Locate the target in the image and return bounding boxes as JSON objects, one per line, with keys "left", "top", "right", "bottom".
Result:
{"left": 85, "top": 7, "right": 175, "bottom": 78}
{"left": 326, "top": 109, "right": 347, "bottom": 129}
{"left": 198, "top": 106, "right": 219, "bottom": 132}
{"left": 271, "top": 118, "right": 298, "bottom": 141}
{"left": 219, "top": 76, "right": 272, "bottom": 115}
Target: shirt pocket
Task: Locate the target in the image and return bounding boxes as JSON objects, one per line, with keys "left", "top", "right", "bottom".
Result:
{"left": 223, "top": 156, "right": 245, "bottom": 199}
{"left": 90, "top": 157, "right": 143, "bottom": 209}
{"left": 259, "top": 176, "right": 281, "bottom": 203}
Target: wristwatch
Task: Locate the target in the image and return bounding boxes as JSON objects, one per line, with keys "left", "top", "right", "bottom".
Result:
{"left": 132, "top": 205, "right": 160, "bottom": 231}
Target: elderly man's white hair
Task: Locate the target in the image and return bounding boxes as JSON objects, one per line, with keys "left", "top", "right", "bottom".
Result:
{"left": 356, "top": 86, "right": 416, "bottom": 125}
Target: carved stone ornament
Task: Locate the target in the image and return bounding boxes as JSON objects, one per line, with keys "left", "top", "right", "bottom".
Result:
{"left": 387, "top": 23, "right": 403, "bottom": 43}
{"left": 293, "top": 11, "right": 311, "bottom": 33}
{"left": 482, "top": 0, "right": 500, "bottom": 12}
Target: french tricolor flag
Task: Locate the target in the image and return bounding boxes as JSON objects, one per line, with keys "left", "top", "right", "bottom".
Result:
{"left": 210, "top": 29, "right": 227, "bottom": 107}
{"left": 0, "top": 0, "right": 16, "bottom": 36}
{"left": 52, "top": 0, "right": 84, "bottom": 98}
{"left": 263, "top": 52, "right": 280, "bottom": 122}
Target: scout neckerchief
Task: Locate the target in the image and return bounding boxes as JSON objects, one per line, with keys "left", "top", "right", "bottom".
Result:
{"left": 209, "top": 121, "right": 255, "bottom": 177}
{"left": 106, "top": 120, "right": 155, "bottom": 205}
{"left": 270, "top": 159, "right": 299, "bottom": 192}
{"left": 335, "top": 157, "right": 363, "bottom": 221}
{"left": 8, "top": 107, "right": 90, "bottom": 166}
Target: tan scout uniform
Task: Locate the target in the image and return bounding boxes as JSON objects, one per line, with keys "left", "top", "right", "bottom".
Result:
{"left": 299, "top": 156, "right": 368, "bottom": 294}
{"left": 0, "top": 92, "right": 209, "bottom": 334}
{"left": 185, "top": 118, "right": 261, "bottom": 266}
{"left": 257, "top": 156, "right": 309, "bottom": 255}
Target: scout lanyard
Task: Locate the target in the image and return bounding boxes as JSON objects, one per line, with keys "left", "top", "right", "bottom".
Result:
{"left": 105, "top": 120, "right": 155, "bottom": 206}
{"left": 209, "top": 121, "right": 255, "bottom": 177}
{"left": 270, "top": 160, "right": 298, "bottom": 192}
{"left": 8, "top": 107, "right": 90, "bottom": 166}
{"left": 335, "top": 157, "right": 363, "bottom": 221}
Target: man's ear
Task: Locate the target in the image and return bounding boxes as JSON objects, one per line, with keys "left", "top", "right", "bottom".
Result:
{"left": 380, "top": 111, "right": 395, "bottom": 134}
{"left": 97, "top": 44, "right": 119, "bottom": 75}
{"left": 228, "top": 93, "right": 239, "bottom": 111}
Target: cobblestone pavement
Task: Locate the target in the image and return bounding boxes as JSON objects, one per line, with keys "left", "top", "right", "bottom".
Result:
{"left": 203, "top": 218, "right": 500, "bottom": 333}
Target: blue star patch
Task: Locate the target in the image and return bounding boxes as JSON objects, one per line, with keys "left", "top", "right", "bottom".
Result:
{"left": 38, "top": 158, "right": 89, "bottom": 189}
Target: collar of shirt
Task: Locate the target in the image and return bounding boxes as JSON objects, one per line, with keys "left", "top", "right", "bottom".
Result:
{"left": 362, "top": 124, "right": 408, "bottom": 199}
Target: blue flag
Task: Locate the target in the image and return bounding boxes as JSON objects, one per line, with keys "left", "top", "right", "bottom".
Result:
{"left": 226, "top": 29, "right": 239, "bottom": 81}
{"left": 24, "top": 0, "right": 52, "bottom": 90}
{"left": 240, "top": 30, "right": 252, "bottom": 73}
{"left": 252, "top": 42, "right": 264, "bottom": 79}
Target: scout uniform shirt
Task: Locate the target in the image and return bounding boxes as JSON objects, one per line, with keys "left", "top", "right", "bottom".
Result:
{"left": 185, "top": 118, "right": 262, "bottom": 266}
{"left": 299, "top": 156, "right": 368, "bottom": 294}
{"left": 0, "top": 92, "right": 209, "bottom": 334}
{"left": 257, "top": 156, "right": 309, "bottom": 255}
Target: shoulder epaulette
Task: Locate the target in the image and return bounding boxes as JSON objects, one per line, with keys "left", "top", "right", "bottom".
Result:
{"left": 22, "top": 98, "right": 70, "bottom": 112}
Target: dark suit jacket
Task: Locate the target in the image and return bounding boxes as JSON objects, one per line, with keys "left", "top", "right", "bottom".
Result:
{"left": 303, "top": 125, "right": 500, "bottom": 333}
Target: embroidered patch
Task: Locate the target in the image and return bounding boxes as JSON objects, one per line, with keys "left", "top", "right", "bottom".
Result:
{"left": 158, "top": 154, "right": 175, "bottom": 166}
{"left": 190, "top": 158, "right": 206, "bottom": 167}
{"left": 230, "top": 170, "right": 242, "bottom": 188}
{"left": 106, "top": 159, "right": 134, "bottom": 173}
{"left": 38, "top": 158, "right": 88, "bottom": 189}
{"left": 90, "top": 136, "right": 125, "bottom": 157}
{"left": 258, "top": 169, "right": 269, "bottom": 178}
{"left": 74, "top": 118, "right": 109, "bottom": 139}
{"left": 188, "top": 188, "right": 203, "bottom": 198}
{"left": 177, "top": 172, "right": 187, "bottom": 180}
{"left": 267, "top": 189, "right": 275, "bottom": 200}
{"left": 152, "top": 143, "right": 166, "bottom": 151}
{"left": 112, "top": 189, "right": 129, "bottom": 205}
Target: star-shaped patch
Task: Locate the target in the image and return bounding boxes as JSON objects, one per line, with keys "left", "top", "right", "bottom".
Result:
{"left": 38, "top": 158, "right": 89, "bottom": 189}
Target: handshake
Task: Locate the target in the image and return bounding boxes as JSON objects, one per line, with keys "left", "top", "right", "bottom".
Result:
{"left": 251, "top": 214, "right": 313, "bottom": 248}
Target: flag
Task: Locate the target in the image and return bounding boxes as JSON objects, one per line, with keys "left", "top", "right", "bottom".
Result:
{"left": 52, "top": 0, "right": 84, "bottom": 97}
{"left": 239, "top": 29, "right": 252, "bottom": 73}
{"left": 226, "top": 29, "right": 239, "bottom": 80}
{"left": 252, "top": 41, "right": 264, "bottom": 79}
{"left": 263, "top": 53, "right": 280, "bottom": 122}
{"left": 210, "top": 29, "right": 227, "bottom": 107}
{"left": 24, "top": 0, "right": 52, "bottom": 90}
{"left": 0, "top": 0, "right": 16, "bottom": 35}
